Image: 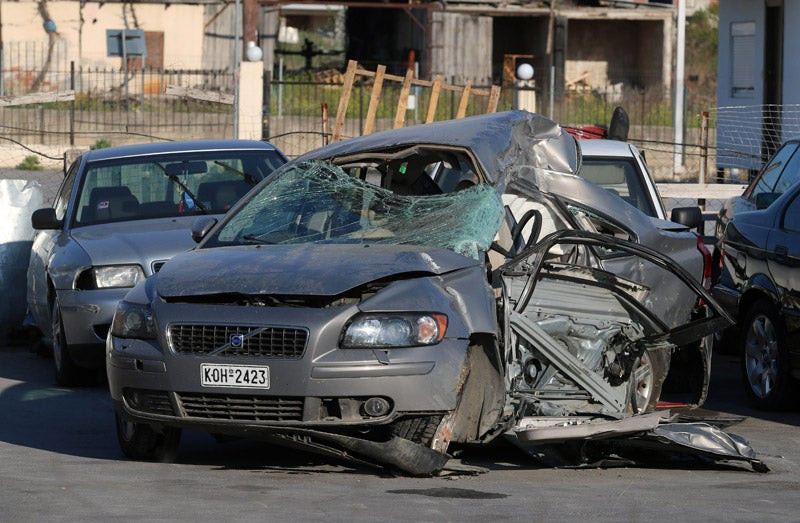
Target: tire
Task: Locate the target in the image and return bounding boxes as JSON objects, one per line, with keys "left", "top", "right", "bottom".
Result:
{"left": 115, "top": 411, "right": 181, "bottom": 462}
{"left": 740, "top": 300, "right": 793, "bottom": 409}
{"left": 51, "top": 301, "right": 91, "bottom": 387}
{"left": 390, "top": 415, "right": 443, "bottom": 447}
{"left": 631, "top": 347, "right": 670, "bottom": 413}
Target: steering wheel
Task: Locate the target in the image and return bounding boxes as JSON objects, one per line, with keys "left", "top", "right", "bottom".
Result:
{"left": 490, "top": 209, "right": 542, "bottom": 257}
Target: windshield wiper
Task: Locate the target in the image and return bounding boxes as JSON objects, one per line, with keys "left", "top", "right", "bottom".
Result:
{"left": 153, "top": 162, "right": 208, "bottom": 214}
{"left": 241, "top": 234, "right": 275, "bottom": 245}
{"left": 213, "top": 161, "right": 257, "bottom": 185}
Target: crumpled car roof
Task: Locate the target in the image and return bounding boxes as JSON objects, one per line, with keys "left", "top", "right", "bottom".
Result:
{"left": 294, "top": 110, "right": 675, "bottom": 242}
{"left": 297, "top": 110, "right": 580, "bottom": 191}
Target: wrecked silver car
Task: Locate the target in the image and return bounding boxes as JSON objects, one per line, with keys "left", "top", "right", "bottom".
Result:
{"left": 107, "top": 111, "right": 733, "bottom": 474}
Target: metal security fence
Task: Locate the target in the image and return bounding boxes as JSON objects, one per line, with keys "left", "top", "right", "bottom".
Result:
{"left": 1, "top": 61, "right": 236, "bottom": 150}
{"left": 1, "top": 48, "right": 719, "bottom": 182}
{"left": 267, "top": 78, "right": 716, "bottom": 182}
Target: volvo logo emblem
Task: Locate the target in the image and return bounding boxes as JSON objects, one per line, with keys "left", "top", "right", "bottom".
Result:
{"left": 230, "top": 334, "right": 244, "bottom": 348}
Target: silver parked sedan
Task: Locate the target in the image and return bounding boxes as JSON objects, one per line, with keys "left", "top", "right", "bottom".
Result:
{"left": 27, "top": 140, "right": 286, "bottom": 385}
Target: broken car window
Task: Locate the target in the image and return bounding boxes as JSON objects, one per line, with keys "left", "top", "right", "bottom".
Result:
{"left": 211, "top": 161, "right": 505, "bottom": 261}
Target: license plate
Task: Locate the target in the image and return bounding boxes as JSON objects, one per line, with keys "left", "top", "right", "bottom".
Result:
{"left": 201, "top": 363, "right": 270, "bottom": 389}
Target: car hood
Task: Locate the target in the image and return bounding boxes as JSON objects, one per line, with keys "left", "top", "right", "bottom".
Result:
{"left": 648, "top": 216, "right": 692, "bottom": 232}
{"left": 70, "top": 216, "right": 206, "bottom": 272}
{"left": 155, "top": 243, "right": 480, "bottom": 298}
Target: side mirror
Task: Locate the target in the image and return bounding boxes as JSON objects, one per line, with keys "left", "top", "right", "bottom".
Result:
{"left": 755, "top": 192, "right": 780, "bottom": 210}
{"left": 31, "top": 208, "right": 62, "bottom": 230}
{"left": 670, "top": 206, "right": 703, "bottom": 229}
{"left": 191, "top": 216, "right": 218, "bottom": 243}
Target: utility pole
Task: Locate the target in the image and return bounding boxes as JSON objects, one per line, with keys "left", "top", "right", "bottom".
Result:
{"left": 233, "top": 0, "right": 241, "bottom": 138}
{"left": 673, "top": 0, "right": 686, "bottom": 178}
{"left": 243, "top": 0, "right": 258, "bottom": 54}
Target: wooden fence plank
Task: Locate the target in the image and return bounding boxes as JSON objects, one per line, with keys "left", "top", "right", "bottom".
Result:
{"left": 487, "top": 85, "right": 501, "bottom": 114}
{"left": 363, "top": 64, "right": 386, "bottom": 135}
{"left": 331, "top": 60, "right": 358, "bottom": 142}
{"left": 425, "top": 76, "right": 442, "bottom": 124}
{"left": 455, "top": 81, "right": 472, "bottom": 119}
{"left": 0, "top": 90, "right": 75, "bottom": 107}
{"left": 393, "top": 69, "right": 415, "bottom": 129}
{"left": 165, "top": 85, "right": 233, "bottom": 104}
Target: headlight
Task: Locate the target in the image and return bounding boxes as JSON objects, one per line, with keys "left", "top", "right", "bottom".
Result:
{"left": 92, "top": 265, "right": 145, "bottom": 289}
{"left": 111, "top": 300, "right": 156, "bottom": 339}
{"left": 341, "top": 313, "right": 448, "bottom": 349}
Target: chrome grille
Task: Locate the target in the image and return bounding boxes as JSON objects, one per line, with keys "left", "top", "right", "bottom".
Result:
{"left": 169, "top": 324, "right": 308, "bottom": 358}
{"left": 177, "top": 392, "right": 304, "bottom": 422}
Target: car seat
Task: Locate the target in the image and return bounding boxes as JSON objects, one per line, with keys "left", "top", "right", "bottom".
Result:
{"left": 197, "top": 180, "right": 251, "bottom": 212}
{"left": 85, "top": 186, "right": 140, "bottom": 223}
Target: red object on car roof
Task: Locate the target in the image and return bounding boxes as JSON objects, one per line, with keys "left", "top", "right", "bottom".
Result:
{"left": 564, "top": 125, "right": 608, "bottom": 140}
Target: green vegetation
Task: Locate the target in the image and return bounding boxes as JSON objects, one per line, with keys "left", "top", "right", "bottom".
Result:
{"left": 17, "top": 155, "right": 43, "bottom": 171}
{"left": 686, "top": 5, "right": 719, "bottom": 109}
{"left": 90, "top": 138, "right": 112, "bottom": 150}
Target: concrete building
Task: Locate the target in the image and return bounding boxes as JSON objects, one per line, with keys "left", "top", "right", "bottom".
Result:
{"left": 717, "top": 0, "right": 800, "bottom": 172}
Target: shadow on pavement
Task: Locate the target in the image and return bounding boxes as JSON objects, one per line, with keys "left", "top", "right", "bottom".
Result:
{"left": 0, "top": 346, "right": 372, "bottom": 474}
{"left": 0, "top": 346, "right": 118, "bottom": 460}
{"left": 0, "top": 344, "right": 798, "bottom": 475}
{"left": 703, "top": 352, "right": 800, "bottom": 429}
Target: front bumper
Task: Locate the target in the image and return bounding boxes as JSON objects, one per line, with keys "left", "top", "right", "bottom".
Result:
{"left": 107, "top": 331, "right": 469, "bottom": 434}
{"left": 58, "top": 287, "right": 131, "bottom": 365}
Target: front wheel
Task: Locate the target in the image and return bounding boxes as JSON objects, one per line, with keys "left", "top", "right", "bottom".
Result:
{"left": 52, "top": 301, "right": 91, "bottom": 386}
{"left": 631, "top": 347, "right": 670, "bottom": 413}
{"left": 115, "top": 411, "right": 181, "bottom": 462}
{"left": 741, "top": 300, "right": 793, "bottom": 409}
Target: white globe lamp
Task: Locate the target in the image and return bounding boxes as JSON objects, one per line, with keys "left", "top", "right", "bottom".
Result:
{"left": 245, "top": 41, "right": 263, "bottom": 62}
{"left": 516, "top": 63, "right": 534, "bottom": 81}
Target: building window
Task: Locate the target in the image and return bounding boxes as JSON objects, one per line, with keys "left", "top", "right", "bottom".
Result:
{"left": 731, "top": 21, "right": 756, "bottom": 98}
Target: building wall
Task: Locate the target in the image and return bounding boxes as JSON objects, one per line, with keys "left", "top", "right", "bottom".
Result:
{"left": 783, "top": 0, "right": 800, "bottom": 137}
{"left": 2, "top": 1, "right": 206, "bottom": 69}
{"left": 561, "top": 11, "right": 671, "bottom": 92}
{"left": 716, "top": 0, "right": 765, "bottom": 170}
{"left": 430, "top": 12, "right": 492, "bottom": 85}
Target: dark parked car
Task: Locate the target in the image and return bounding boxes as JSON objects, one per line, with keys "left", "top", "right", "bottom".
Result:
{"left": 716, "top": 137, "right": 800, "bottom": 238}
{"left": 27, "top": 140, "right": 287, "bottom": 385}
{"left": 713, "top": 179, "right": 800, "bottom": 408}
{"left": 107, "top": 112, "right": 729, "bottom": 474}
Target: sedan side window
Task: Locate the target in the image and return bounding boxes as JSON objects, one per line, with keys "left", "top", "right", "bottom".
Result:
{"left": 751, "top": 143, "right": 799, "bottom": 200}
{"left": 54, "top": 161, "right": 79, "bottom": 221}
{"left": 773, "top": 148, "right": 800, "bottom": 195}
{"left": 783, "top": 195, "right": 800, "bottom": 233}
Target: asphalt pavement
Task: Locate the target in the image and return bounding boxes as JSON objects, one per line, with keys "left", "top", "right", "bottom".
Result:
{"left": 1, "top": 343, "right": 800, "bottom": 521}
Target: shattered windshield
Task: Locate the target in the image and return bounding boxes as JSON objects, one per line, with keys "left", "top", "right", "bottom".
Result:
{"left": 209, "top": 161, "right": 505, "bottom": 260}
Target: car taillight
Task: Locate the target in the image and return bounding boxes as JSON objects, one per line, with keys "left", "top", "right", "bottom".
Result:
{"left": 695, "top": 231, "right": 712, "bottom": 294}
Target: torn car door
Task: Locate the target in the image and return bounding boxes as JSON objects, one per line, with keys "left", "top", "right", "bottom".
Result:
{"left": 500, "top": 230, "right": 732, "bottom": 440}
